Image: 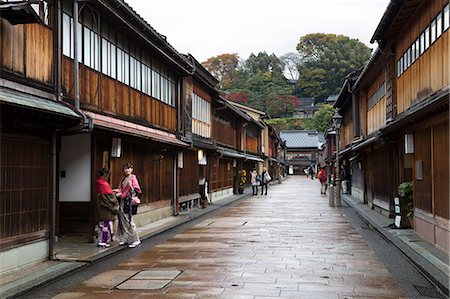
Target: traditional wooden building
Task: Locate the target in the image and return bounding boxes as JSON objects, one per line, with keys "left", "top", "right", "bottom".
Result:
{"left": 267, "top": 125, "right": 283, "bottom": 181}
{"left": 336, "top": 0, "right": 449, "bottom": 253}
{"left": 227, "top": 101, "right": 265, "bottom": 183}
{"left": 210, "top": 97, "right": 252, "bottom": 198}
{"left": 373, "top": 0, "right": 449, "bottom": 252}
{"left": 333, "top": 70, "right": 363, "bottom": 198}
{"left": 178, "top": 60, "right": 267, "bottom": 207}
{"left": 1, "top": 0, "right": 198, "bottom": 271}
{"left": 280, "top": 130, "right": 324, "bottom": 175}
{"left": 0, "top": 0, "right": 84, "bottom": 272}
{"left": 177, "top": 56, "right": 217, "bottom": 209}
{"left": 56, "top": 0, "right": 194, "bottom": 240}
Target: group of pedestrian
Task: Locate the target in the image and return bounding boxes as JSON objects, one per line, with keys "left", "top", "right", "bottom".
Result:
{"left": 94, "top": 163, "right": 141, "bottom": 248}
{"left": 250, "top": 166, "right": 272, "bottom": 195}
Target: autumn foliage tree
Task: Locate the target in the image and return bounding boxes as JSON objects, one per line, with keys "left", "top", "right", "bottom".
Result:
{"left": 266, "top": 95, "right": 299, "bottom": 118}
{"left": 202, "top": 53, "right": 241, "bottom": 89}
{"left": 225, "top": 91, "right": 249, "bottom": 104}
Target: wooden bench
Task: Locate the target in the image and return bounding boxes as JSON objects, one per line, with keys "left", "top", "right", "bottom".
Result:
{"left": 178, "top": 193, "right": 201, "bottom": 211}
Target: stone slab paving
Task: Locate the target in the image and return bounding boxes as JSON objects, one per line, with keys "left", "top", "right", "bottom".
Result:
{"left": 54, "top": 177, "right": 407, "bottom": 298}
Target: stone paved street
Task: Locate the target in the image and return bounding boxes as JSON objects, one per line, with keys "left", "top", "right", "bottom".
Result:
{"left": 54, "top": 177, "right": 406, "bottom": 299}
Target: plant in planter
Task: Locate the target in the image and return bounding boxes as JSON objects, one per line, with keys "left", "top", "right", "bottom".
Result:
{"left": 238, "top": 170, "right": 247, "bottom": 194}
{"left": 398, "top": 181, "right": 414, "bottom": 228}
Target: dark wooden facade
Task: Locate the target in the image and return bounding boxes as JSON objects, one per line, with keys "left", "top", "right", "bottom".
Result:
{"left": 62, "top": 58, "right": 177, "bottom": 131}
{"left": 1, "top": 21, "right": 53, "bottom": 86}
{"left": 0, "top": 1, "right": 82, "bottom": 266}
{"left": 334, "top": 0, "right": 449, "bottom": 252}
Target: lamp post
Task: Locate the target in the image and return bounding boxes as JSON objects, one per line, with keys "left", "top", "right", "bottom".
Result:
{"left": 325, "top": 127, "right": 335, "bottom": 207}
{"left": 332, "top": 109, "right": 343, "bottom": 207}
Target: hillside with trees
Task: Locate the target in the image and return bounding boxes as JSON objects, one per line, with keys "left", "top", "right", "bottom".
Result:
{"left": 202, "top": 33, "right": 371, "bottom": 131}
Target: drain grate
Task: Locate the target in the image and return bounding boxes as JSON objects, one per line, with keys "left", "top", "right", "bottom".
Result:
{"left": 413, "top": 285, "right": 445, "bottom": 298}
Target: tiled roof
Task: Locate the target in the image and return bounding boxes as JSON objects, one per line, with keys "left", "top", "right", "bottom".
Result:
{"left": 280, "top": 130, "right": 324, "bottom": 149}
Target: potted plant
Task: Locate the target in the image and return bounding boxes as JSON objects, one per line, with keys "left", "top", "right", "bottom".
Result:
{"left": 238, "top": 170, "right": 246, "bottom": 194}
{"left": 398, "top": 181, "right": 414, "bottom": 228}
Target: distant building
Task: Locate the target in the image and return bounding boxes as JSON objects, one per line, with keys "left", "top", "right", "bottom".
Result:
{"left": 292, "top": 98, "right": 318, "bottom": 118}
{"left": 280, "top": 130, "right": 324, "bottom": 175}
{"left": 325, "top": 94, "right": 338, "bottom": 106}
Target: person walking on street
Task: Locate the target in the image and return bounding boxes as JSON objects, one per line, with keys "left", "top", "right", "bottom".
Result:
{"left": 260, "top": 167, "right": 271, "bottom": 195}
{"left": 94, "top": 168, "right": 118, "bottom": 247}
{"left": 318, "top": 167, "right": 327, "bottom": 195}
{"left": 251, "top": 169, "right": 259, "bottom": 195}
{"left": 308, "top": 164, "right": 315, "bottom": 180}
{"left": 114, "top": 163, "right": 142, "bottom": 248}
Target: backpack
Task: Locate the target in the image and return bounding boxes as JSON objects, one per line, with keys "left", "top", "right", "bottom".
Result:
{"left": 320, "top": 170, "right": 326, "bottom": 181}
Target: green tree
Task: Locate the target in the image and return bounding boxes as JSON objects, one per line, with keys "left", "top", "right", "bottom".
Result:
{"left": 301, "top": 103, "right": 335, "bottom": 132}
{"left": 296, "top": 33, "right": 371, "bottom": 101}
{"left": 240, "top": 52, "right": 292, "bottom": 111}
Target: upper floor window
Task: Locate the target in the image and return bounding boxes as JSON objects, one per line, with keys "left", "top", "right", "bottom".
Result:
{"left": 397, "top": 3, "right": 449, "bottom": 79}
{"left": 431, "top": 19, "right": 436, "bottom": 43}
{"left": 424, "top": 27, "right": 430, "bottom": 50}
{"left": 414, "top": 38, "right": 420, "bottom": 59}
{"left": 436, "top": 13, "right": 442, "bottom": 38}
{"left": 62, "top": 4, "right": 177, "bottom": 107}
{"left": 192, "top": 93, "right": 210, "bottom": 124}
{"left": 31, "top": 0, "right": 51, "bottom": 26}
{"left": 367, "top": 82, "right": 386, "bottom": 110}
{"left": 444, "top": 4, "right": 449, "bottom": 31}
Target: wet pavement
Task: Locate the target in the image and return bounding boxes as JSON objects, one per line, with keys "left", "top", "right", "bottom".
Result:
{"left": 52, "top": 177, "right": 407, "bottom": 298}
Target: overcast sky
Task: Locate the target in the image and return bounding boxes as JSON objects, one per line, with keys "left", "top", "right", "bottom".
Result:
{"left": 125, "top": 0, "right": 390, "bottom": 63}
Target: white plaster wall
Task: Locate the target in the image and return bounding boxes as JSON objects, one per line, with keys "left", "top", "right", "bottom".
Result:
{"left": 59, "top": 134, "right": 91, "bottom": 202}
{"left": 211, "top": 188, "right": 234, "bottom": 202}
{"left": 0, "top": 240, "right": 48, "bottom": 275}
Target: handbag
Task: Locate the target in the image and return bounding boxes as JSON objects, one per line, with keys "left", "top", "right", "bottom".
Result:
{"left": 123, "top": 189, "right": 139, "bottom": 215}
{"left": 131, "top": 191, "right": 141, "bottom": 205}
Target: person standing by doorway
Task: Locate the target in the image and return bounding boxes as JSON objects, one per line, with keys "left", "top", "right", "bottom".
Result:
{"left": 114, "top": 163, "right": 141, "bottom": 248}
{"left": 260, "top": 167, "right": 271, "bottom": 195}
{"left": 94, "top": 168, "right": 118, "bottom": 247}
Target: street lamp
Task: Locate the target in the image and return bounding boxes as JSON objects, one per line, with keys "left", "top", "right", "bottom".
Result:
{"left": 332, "top": 109, "right": 343, "bottom": 207}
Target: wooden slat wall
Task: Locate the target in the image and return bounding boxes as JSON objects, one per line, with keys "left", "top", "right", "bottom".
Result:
{"left": 0, "top": 135, "right": 50, "bottom": 239}
{"left": 365, "top": 147, "right": 393, "bottom": 204}
{"left": 210, "top": 157, "right": 233, "bottom": 192}
{"left": 367, "top": 98, "right": 386, "bottom": 134}
{"left": 62, "top": 57, "right": 177, "bottom": 131}
{"left": 193, "top": 83, "right": 212, "bottom": 102}
{"left": 396, "top": 0, "right": 449, "bottom": 114}
{"left": 414, "top": 127, "right": 432, "bottom": 213}
{"left": 246, "top": 136, "right": 258, "bottom": 154}
{"left": 433, "top": 121, "right": 449, "bottom": 219}
{"left": 365, "top": 72, "right": 386, "bottom": 134}
{"left": 359, "top": 92, "right": 368, "bottom": 137}
{"left": 192, "top": 119, "right": 211, "bottom": 138}
{"left": 179, "top": 151, "right": 199, "bottom": 196}
{"left": 0, "top": 20, "right": 52, "bottom": 84}
{"left": 342, "top": 108, "right": 353, "bottom": 148}
{"left": 212, "top": 118, "right": 237, "bottom": 148}
{"left": 103, "top": 140, "right": 174, "bottom": 204}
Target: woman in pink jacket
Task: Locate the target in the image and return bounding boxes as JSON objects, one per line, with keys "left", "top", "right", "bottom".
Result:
{"left": 114, "top": 163, "right": 142, "bottom": 248}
